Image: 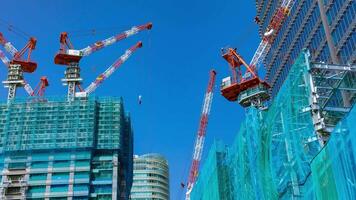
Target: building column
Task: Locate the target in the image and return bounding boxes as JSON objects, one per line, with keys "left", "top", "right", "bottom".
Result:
{"left": 112, "top": 153, "right": 119, "bottom": 200}
{"left": 45, "top": 156, "right": 54, "bottom": 200}
{"left": 68, "top": 154, "right": 76, "bottom": 200}
{"left": 317, "top": 0, "right": 351, "bottom": 107}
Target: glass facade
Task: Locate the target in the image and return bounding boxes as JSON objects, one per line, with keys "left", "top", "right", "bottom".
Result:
{"left": 256, "top": 0, "right": 355, "bottom": 98}
{"left": 0, "top": 97, "right": 134, "bottom": 200}
{"left": 130, "top": 154, "right": 169, "bottom": 200}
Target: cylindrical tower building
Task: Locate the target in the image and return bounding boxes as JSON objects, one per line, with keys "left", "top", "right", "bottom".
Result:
{"left": 130, "top": 154, "right": 169, "bottom": 200}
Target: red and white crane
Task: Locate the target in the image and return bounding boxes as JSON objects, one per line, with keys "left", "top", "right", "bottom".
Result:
{"left": 54, "top": 22, "right": 152, "bottom": 101}
{"left": 220, "top": 0, "right": 296, "bottom": 108}
{"left": 185, "top": 70, "right": 216, "bottom": 200}
{"left": 0, "top": 32, "right": 41, "bottom": 100}
{"left": 250, "top": 0, "right": 296, "bottom": 68}
{"left": 82, "top": 41, "right": 142, "bottom": 95}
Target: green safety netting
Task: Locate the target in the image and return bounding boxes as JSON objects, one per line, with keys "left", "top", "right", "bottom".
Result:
{"left": 191, "top": 51, "right": 356, "bottom": 199}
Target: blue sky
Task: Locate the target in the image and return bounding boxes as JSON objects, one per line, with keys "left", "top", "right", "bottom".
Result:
{"left": 1, "top": 0, "right": 259, "bottom": 198}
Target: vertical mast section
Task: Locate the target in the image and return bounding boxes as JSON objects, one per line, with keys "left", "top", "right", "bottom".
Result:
{"left": 0, "top": 33, "right": 37, "bottom": 101}
{"left": 186, "top": 70, "right": 216, "bottom": 200}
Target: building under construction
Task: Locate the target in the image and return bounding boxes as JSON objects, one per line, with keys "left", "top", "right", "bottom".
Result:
{"left": 0, "top": 22, "right": 152, "bottom": 199}
{"left": 184, "top": 0, "right": 355, "bottom": 199}
{"left": 188, "top": 0, "right": 355, "bottom": 198}
{"left": 191, "top": 50, "right": 356, "bottom": 199}
{"left": 0, "top": 96, "right": 134, "bottom": 199}
{"left": 256, "top": 0, "right": 355, "bottom": 98}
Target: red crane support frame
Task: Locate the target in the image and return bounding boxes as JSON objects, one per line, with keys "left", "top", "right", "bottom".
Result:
{"left": 221, "top": 48, "right": 270, "bottom": 102}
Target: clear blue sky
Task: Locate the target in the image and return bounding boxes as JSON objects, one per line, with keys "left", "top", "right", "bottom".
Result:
{"left": 1, "top": 0, "right": 259, "bottom": 199}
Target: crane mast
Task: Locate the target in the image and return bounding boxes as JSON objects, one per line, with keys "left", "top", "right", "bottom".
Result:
{"left": 0, "top": 33, "right": 38, "bottom": 101}
{"left": 186, "top": 70, "right": 216, "bottom": 200}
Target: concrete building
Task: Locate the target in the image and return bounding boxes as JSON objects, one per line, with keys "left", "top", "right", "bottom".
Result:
{"left": 0, "top": 96, "right": 133, "bottom": 199}
{"left": 130, "top": 154, "right": 169, "bottom": 200}
{"left": 256, "top": 0, "right": 355, "bottom": 98}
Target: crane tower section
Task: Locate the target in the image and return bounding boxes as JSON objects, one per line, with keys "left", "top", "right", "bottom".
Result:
{"left": 0, "top": 32, "right": 38, "bottom": 101}
{"left": 54, "top": 23, "right": 152, "bottom": 101}
{"left": 220, "top": 0, "right": 296, "bottom": 109}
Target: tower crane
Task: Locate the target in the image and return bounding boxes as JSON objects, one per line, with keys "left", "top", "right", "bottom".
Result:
{"left": 54, "top": 22, "right": 152, "bottom": 101}
{"left": 185, "top": 70, "right": 216, "bottom": 200}
{"left": 0, "top": 32, "right": 39, "bottom": 100}
{"left": 220, "top": 0, "right": 296, "bottom": 109}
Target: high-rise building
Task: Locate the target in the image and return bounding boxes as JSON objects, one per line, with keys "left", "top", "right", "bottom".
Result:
{"left": 130, "top": 154, "right": 169, "bottom": 200}
{"left": 256, "top": 0, "right": 355, "bottom": 98}
{"left": 0, "top": 96, "right": 133, "bottom": 199}
{"left": 191, "top": 50, "right": 356, "bottom": 199}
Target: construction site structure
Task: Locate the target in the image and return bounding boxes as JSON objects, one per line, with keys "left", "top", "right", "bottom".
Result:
{"left": 0, "top": 96, "right": 134, "bottom": 199}
{"left": 185, "top": 70, "right": 216, "bottom": 200}
{"left": 256, "top": 0, "right": 355, "bottom": 98}
{"left": 0, "top": 21, "right": 153, "bottom": 199}
{"left": 190, "top": 50, "right": 356, "bottom": 199}
{"left": 220, "top": 0, "right": 296, "bottom": 109}
{"left": 0, "top": 33, "right": 38, "bottom": 101}
{"left": 54, "top": 23, "right": 152, "bottom": 101}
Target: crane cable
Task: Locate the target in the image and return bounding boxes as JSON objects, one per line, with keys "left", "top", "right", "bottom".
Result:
{"left": 0, "top": 18, "right": 31, "bottom": 40}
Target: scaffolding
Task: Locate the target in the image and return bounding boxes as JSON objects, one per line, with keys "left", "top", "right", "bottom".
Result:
{"left": 190, "top": 50, "right": 356, "bottom": 199}
{"left": 0, "top": 97, "right": 134, "bottom": 199}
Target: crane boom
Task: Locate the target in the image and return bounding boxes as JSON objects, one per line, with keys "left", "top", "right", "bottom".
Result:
{"left": 249, "top": 0, "right": 296, "bottom": 67}
{"left": 24, "top": 80, "right": 34, "bottom": 95}
{"left": 80, "top": 23, "right": 152, "bottom": 57}
{"left": 55, "top": 22, "right": 152, "bottom": 65}
{"left": 0, "top": 33, "right": 18, "bottom": 56}
{"left": 83, "top": 41, "right": 142, "bottom": 95}
{"left": 0, "top": 49, "right": 10, "bottom": 65}
{"left": 54, "top": 23, "right": 152, "bottom": 101}
{"left": 186, "top": 70, "right": 216, "bottom": 200}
